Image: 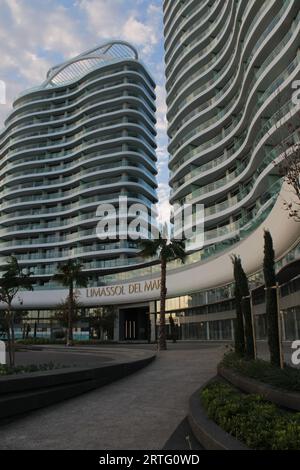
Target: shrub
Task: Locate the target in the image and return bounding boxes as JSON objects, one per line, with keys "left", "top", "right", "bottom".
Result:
{"left": 53, "top": 330, "right": 65, "bottom": 340}
{"left": 221, "top": 352, "right": 300, "bottom": 392}
{"left": 201, "top": 381, "right": 300, "bottom": 450}
{"left": 16, "top": 338, "right": 117, "bottom": 346}
{"left": 0, "top": 362, "right": 68, "bottom": 376}
{"left": 16, "top": 338, "right": 63, "bottom": 345}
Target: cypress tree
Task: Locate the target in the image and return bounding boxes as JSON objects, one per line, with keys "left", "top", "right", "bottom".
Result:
{"left": 239, "top": 260, "right": 255, "bottom": 360}
{"left": 263, "top": 230, "right": 281, "bottom": 367}
{"left": 232, "top": 255, "right": 245, "bottom": 356}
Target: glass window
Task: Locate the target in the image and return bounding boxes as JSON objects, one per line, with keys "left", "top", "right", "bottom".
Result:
{"left": 255, "top": 314, "right": 267, "bottom": 340}
{"left": 209, "top": 321, "right": 221, "bottom": 340}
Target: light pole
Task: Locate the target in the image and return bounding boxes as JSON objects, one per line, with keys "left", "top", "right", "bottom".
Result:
{"left": 242, "top": 290, "right": 257, "bottom": 360}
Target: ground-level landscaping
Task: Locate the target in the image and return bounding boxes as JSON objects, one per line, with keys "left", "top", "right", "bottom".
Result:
{"left": 16, "top": 338, "right": 117, "bottom": 346}
{"left": 201, "top": 381, "right": 300, "bottom": 450}
{"left": 0, "top": 362, "right": 68, "bottom": 376}
{"left": 221, "top": 351, "right": 300, "bottom": 392}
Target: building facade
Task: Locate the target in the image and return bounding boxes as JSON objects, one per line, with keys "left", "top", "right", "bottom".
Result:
{"left": 0, "top": 3, "right": 300, "bottom": 343}
{"left": 0, "top": 41, "right": 158, "bottom": 290}
{"left": 164, "top": 0, "right": 300, "bottom": 254}
{"left": 160, "top": 0, "right": 300, "bottom": 341}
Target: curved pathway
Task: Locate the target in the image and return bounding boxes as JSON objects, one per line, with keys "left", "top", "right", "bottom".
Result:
{"left": 0, "top": 343, "right": 225, "bottom": 450}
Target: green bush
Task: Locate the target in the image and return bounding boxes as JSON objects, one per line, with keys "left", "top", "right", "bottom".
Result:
{"left": 17, "top": 338, "right": 65, "bottom": 345}
{"left": 53, "top": 330, "right": 65, "bottom": 340}
{"left": 201, "top": 381, "right": 300, "bottom": 450}
{"left": 17, "top": 338, "right": 117, "bottom": 346}
{"left": 0, "top": 362, "right": 68, "bottom": 376}
{"left": 221, "top": 351, "right": 300, "bottom": 392}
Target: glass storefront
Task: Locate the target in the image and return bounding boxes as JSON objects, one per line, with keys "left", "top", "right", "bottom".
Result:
{"left": 283, "top": 307, "right": 300, "bottom": 341}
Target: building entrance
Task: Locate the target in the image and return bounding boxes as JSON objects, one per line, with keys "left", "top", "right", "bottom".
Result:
{"left": 119, "top": 307, "right": 150, "bottom": 341}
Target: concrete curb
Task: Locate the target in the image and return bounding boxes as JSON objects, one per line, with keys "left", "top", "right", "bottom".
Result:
{"left": 188, "top": 381, "right": 249, "bottom": 451}
{"left": 0, "top": 354, "right": 156, "bottom": 420}
{"left": 218, "top": 366, "right": 300, "bottom": 411}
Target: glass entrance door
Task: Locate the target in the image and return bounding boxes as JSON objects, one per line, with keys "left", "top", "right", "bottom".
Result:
{"left": 125, "top": 320, "right": 136, "bottom": 340}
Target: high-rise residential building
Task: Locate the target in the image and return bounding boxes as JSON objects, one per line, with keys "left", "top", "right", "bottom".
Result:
{"left": 0, "top": 41, "right": 158, "bottom": 289}
{"left": 0, "top": 3, "right": 299, "bottom": 343}
{"left": 164, "top": 0, "right": 300, "bottom": 254}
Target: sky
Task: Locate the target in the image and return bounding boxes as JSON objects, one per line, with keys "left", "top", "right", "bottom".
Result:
{"left": 0, "top": 0, "right": 170, "bottom": 219}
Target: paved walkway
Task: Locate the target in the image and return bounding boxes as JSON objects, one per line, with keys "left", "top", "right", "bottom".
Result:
{"left": 15, "top": 345, "right": 154, "bottom": 368}
{"left": 0, "top": 344, "right": 225, "bottom": 450}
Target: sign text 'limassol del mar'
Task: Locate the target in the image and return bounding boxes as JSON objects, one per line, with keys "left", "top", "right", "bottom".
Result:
{"left": 85, "top": 279, "right": 161, "bottom": 299}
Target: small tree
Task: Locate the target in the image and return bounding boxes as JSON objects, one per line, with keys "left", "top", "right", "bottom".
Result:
{"left": 232, "top": 255, "right": 245, "bottom": 357}
{"left": 169, "top": 315, "right": 177, "bottom": 343}
{"left": 278, "top": 138, "right": 300, "bottom": 221}
{"left": 0, "top": 257, "right": 33, "bottom": 366}
{"left": 263, "top": 230, "right": 281, "bottom": 367}
{"left": 139, "top": 231, "right": 186, "bottom": 351}
{"left": 89, "top": 307, "right": 116, "bottom": 341}
{"left": 53, "top": 260, "right": 88, "bottom": 346}
{"left": 270, "top": 100, "right": 300, "bottom": 221}
{"left": 53, "top": 294, "right": 82, "bottom": 339}
{"left": 0, "top": 311, "right": 7, "bottom": 340}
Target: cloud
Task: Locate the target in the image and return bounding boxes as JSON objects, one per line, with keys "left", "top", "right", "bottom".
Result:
{"left": 0, "top": 0, "right": 169, "bottom": 193}
{"left": 0, "top": 1, "right": 87, "bottom": 83}
{"left": 157, "top": 182, "right": 171, "bottom": 224}
{"left": 156, "top": 84, "right": 168, "bottom": 132}
{"left": 77, "top": 0, "right": 162, "bottom": 57}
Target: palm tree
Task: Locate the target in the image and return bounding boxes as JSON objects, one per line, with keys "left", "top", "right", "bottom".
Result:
{"left": 139, "top": 233, "right": 186, "bottom": 350}
{"left": 53, "top": 260, "right": 88, "bottom": 346}
{"left": 0, "top": 256, "right": 33, "bottom": 366}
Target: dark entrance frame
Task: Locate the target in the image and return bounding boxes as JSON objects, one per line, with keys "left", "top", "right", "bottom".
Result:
{"left": 119, "top": 306, "right": 151, "bottom": 341}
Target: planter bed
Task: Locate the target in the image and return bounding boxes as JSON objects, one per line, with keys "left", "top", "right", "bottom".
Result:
{"left": 189, "top": 380, "right": 300, "bottom": 450}
{"left": 0, "top": 354, "right": 156, "bottom": 420}
{"left": 188, "top": 381, "right": 249, "bottom": 450}
{"left": 218, "top": 365, "right": 300, "bottom": 411}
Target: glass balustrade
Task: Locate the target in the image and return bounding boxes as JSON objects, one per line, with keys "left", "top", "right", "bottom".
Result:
{"left": 169, "top": 0, "right": 291, "bottom": 125}
{"left": 171, "top": 95, "right": 299, "bottom": 191}
{"left": 170, "top": 52, "right": 300, "bottom": 175}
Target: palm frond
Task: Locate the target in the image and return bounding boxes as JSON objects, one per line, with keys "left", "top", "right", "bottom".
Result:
{"left": 53, "top": 259, "right": 88, "bottom": 288}
{"left": 139, "top": 238, "right": 162, "bottom": 258}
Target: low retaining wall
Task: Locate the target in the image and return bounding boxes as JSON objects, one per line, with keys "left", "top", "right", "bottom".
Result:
{"left": 188, "top": 383, "right": 249, "bottom": 451}
{"left": 218, "top": 366, "right": 300, "bottom": 411}
{"left": 0, "top": 354, "right": 156, "bottom": 420}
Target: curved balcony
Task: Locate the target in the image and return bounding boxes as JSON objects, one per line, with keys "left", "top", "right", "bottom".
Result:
{"left": 164, "top": 0, "right": 300, "bottom": 271}
{"left": 167, "top": 0, "right": 285, "bottom": 125}
{"left": 0, "top": 41, "right": 159, "bottom": 279}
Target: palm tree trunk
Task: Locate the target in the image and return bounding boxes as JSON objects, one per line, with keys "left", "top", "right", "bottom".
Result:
{"left": 159, "top": 257, "right": 167, "bottom": 351}
{"left": 6, "top": 311, "right": 12, "bottom": 367}
{"left": 7, "top": 304, "right": 15, "bottom": 366}
{"left": 10, "top": 309, "right": 16, "bottom": 366}
{"left": 67, "top": 283, "right": 74, "bottom": 346}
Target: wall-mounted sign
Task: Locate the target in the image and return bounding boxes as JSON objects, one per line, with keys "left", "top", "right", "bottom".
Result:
{"left": 86, "top": 279, "right": 161, "bottom": 299}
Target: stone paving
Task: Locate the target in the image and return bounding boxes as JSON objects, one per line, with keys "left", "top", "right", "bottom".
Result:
{"left": 14, "top": 345, "right": 153, "bottom": 368}
{"left": 0, "top": 343, "right": 225, "bottom": 450}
